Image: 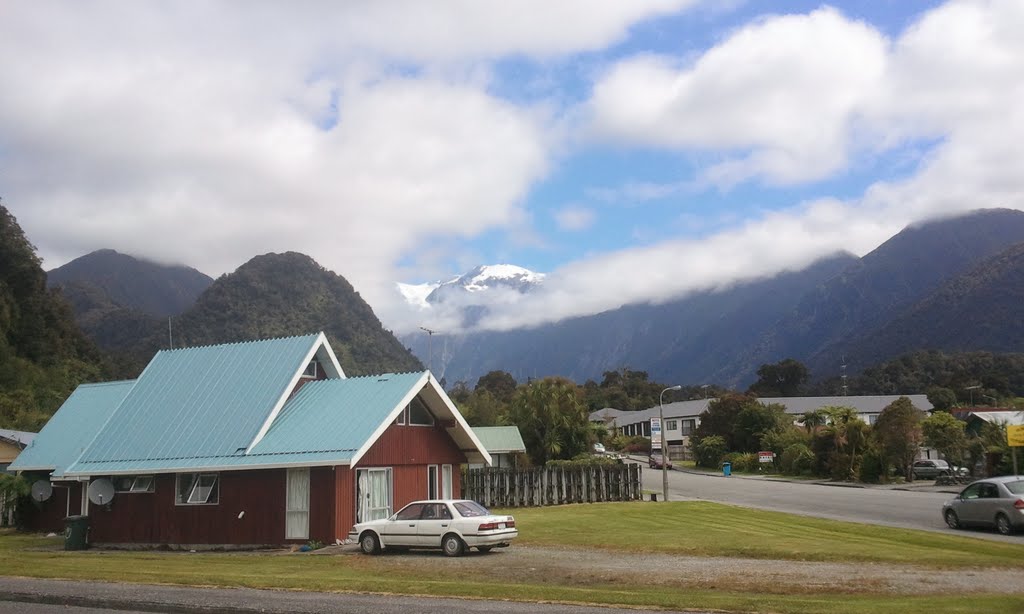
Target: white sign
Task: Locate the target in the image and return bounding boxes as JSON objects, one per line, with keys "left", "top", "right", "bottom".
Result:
{"left": 758, "top": 451, "right": 775, "bottom": 463}
{"left": 650, "top": 417, "right": 662, "bottom": 448}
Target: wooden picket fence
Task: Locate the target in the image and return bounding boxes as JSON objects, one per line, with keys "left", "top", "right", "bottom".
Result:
{"left": 462, "top": 464, "right": 643, "bottom": 508}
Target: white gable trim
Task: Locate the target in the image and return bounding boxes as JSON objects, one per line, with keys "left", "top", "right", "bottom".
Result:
{"left": 427, "top": 373, "right": 492, "bottom": 467}
{"left": 349, "top": 372, "right": 430, "bottom": 467}
{"left": 245, "top": 332, "right": 342, "bottom": 453}
{"left": 348, "top": 372, "right": 492, "bottom": 467}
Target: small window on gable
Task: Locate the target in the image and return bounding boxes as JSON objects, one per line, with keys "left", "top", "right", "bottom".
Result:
{"left": 407, "top": 396, "right": 433, "bottom": 426}
{"left": 114, "top": 475, "right": 155, "bottom": 493}
{"left": 301, "top": 360, "right": 319, "bottom": 379}
{"left": 176, "top": 473, "right": 219, "bottom": 505}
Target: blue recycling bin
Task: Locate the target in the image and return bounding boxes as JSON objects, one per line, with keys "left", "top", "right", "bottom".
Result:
{"left": 722, "top": 462, "right": 732, "bottom": 477}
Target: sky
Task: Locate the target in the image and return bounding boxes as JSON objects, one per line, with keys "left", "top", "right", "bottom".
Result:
{"left": 2, "top": 1, "right": 1023, "bottom": 335}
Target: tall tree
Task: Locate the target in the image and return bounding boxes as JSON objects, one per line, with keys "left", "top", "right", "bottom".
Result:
{"left": 474, "top": 370, "right": 518, "bottom": 404}
{"left": 505, "top": 377, "right": 590, "bottom": 465}
{"left": 873, "top": 396, "right": 925, "bottom": 481}
{"left": 747, "top": 359, "right": 809, "bottom": 397}
{"left": 922, "top": 411, "right": 968, "bottom": 469}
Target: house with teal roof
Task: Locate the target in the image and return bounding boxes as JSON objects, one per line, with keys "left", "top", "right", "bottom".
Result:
{"left": 9, "top": 333, "right": 489, "bottom": 547}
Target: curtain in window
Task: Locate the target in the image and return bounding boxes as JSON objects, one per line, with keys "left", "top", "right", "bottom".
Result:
{"left": 358, "top": 468, "right": 391, "bottom": 522}
{"left": 286, "top": 468, "right": 310, "bottom": 540}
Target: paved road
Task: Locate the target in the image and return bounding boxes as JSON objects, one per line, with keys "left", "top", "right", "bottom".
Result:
{"left": 0, "top": 577, "right": 709, "bottom": 614}
{"left": 640, "top": 461, "right": 1024, "bottom": 544}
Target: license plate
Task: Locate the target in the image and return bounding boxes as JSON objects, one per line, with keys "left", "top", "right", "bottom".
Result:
{"left": 498, "top": 523, "right": 505, "bottom": 529}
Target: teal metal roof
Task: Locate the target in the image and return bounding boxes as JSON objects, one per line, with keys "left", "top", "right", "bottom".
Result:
{"left": 69, "top": 371, "right": 430, "bottom": 474}
{"left": 68, "top": 334, "right": 320, "bottom": 473}
{"left": 470, "top": 426, "right": 526, "bottom": 453}
{"left": 9, "top": 381, "right": 135, "bottom": 477}
{"left": 252, "top": 372, "right": 427, "bottom": 457}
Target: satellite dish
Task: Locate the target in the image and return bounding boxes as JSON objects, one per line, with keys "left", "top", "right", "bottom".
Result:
{"left": 30, "top": 480, "right": 52, "bottom": 502}
{"left": 87, "top": 479, "right": 116, "bottom": 506}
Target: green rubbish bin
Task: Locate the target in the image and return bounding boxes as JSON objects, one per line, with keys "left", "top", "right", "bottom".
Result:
{"left": 64, "top": 515, "right": 89, "bottom": 550}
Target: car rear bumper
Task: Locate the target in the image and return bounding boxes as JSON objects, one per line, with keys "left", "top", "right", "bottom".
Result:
{"left": 462, "top": 529, "right": 518, "bottom": 547}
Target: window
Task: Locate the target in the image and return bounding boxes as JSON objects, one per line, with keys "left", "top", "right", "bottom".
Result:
{"left": 396, "top": 503, "right": 426, "bottom": 521}
{"left": 441, "top": 464, "right": 453, "bottom": 499}
{"left": 407, "top": 397, "right": 434, "bottom": 426}
{"left": 665, "top": 420, "right": 678, "bottom": 431}
{"left": 301, "top": 360, "right": 318, "bottom": 378}
{"left": 114, "top": 475, "right": 155, "bottom": 493}
{"left": 681, "top": 420, "right": 695, "bottom": 436}
{"left": 356, "top": 467, "right": 392, "bottom": 522}
{"left": 427, "top": 464, "right": 439, "bottom": 499}
{"left": 286, "top": 468, "right": 309, "bottom": 540}
{"left": 176, "top": 473, "right": 219, "bottom": 505}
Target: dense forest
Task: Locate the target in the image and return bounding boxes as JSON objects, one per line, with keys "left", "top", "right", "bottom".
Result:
{"left": 0, "top": 202, "right": 107, "bottom": 430}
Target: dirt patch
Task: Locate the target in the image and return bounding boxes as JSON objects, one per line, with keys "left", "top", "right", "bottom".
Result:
{"left": 331, "top": 544, "right": 1024, "bottom": 596}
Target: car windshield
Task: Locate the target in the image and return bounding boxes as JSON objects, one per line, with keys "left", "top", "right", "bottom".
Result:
{"left": 1005, "top": 480, "right": 1024, "bottom": 495}
{"left": 933, "top": 460, "right": 949, "bottom": 467}
{"left": 453, "top": 501, "right": 491, "bottom": 517}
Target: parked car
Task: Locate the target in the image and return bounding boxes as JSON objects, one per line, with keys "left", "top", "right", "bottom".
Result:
{"left": 942, "top": 476, "right": 1024, "bottom": 535}
{"left": 911, "top": 459, "right": 954, "bottom": 480}
{"left": 649, "top": 453, "right": 673, "bottom": 470}
{"left": 349, "top": 499, "right": 517, "bottom": 557}
{"left": 593, "top": 442, "right": 606, "bottom": 455}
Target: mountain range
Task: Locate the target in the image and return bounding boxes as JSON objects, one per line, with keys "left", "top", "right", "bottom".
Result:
{"left": 401, "top": 208, "right": 1024, "bottom": 388}
{"left": 41, "top": 208, "right": 1024, "bottom": 390}
{"left": 47, "top": 251, "right": 422, "bottom": 378}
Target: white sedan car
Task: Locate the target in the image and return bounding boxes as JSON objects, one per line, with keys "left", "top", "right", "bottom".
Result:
{"left": 348, "top": 499, "right": 517, "bottom": 557}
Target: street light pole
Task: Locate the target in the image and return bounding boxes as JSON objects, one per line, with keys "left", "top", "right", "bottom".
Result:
{"left": 965, "top": 385, "right": 981, "bottom": 407}
{"left": 660, "top": 385, "right": 682, "bottom": 502}
{"left": 419, "top": 327, "right": 436, "bottom": 373}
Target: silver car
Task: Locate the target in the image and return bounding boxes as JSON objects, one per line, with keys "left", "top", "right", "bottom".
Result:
{"left": 942, "top": 476, "right": 1024, "bottom": 535}
{"left": 348, "top": 499, "right": 517, "bottom": 557}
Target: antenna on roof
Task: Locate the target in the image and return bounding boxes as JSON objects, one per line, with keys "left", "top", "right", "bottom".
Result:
{"left": 168, "top": 317, "right": 174, "bottom": 349}
{"left": 840, "top": 355, "right": 848, "bottom": 396}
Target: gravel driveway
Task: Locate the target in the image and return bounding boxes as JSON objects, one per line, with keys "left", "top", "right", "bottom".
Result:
{"left": 330, "top": 544, "right": 1024, "bottom": 596}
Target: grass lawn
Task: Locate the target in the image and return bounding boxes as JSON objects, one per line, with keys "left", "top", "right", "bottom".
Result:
{"left": 2, "top": 501, "right": 1023, "bottom": 614}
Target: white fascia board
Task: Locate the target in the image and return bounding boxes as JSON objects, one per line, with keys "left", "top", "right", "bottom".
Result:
{"left": 426, "top": 372, "right": 492, "bottom": 467}
{"left": 348, "top": 372, "right": 429, "bottom": 467}
{"left": 245, "top": 334, "right": 329, "bottom": 453}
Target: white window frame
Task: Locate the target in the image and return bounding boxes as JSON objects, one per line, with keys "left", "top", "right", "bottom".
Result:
{"left": 175, "top": 473, "right": 219, "bottom": 505}
{"left": 441, "top": 464, "right": 453, "bottom": 499}
{"left": 406, "top": 397, "right": 434, "bottom": 426}
{"left": 301, "top": 360, "right": 318, "bottom": 379}
{"left": 665, "top": 420, "right": 678, "bottom": 431}
{"left": 285, "top": 468, "right": 310, "bottom": 540}
{"left": 114, "top": 475, "right": 155, "bottom": 493}
{"left": 427, "top": 464, "right": 439, "bottom": 499}
{"left": 356, "top": 467, "right": 393, "bottom": 523}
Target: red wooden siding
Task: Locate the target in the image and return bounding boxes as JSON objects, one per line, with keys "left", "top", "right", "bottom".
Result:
{"left": 22, "top": 482, "right": 77, "bottom": 533}
{"left": 334, "top": 466, "right": 354, "bottom": 540}
{"left": 86, "top": 467, "right": 338, "bottom": 546}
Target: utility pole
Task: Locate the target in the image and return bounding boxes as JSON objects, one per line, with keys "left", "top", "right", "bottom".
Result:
{"left": 419, "top": 327, "right": 437, "bottom": 373}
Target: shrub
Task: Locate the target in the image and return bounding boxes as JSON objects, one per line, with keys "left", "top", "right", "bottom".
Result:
{"left": 694, "top": 435, "right": 727, "bottom": 468}
{"left": 619, "top": 435, "right": 651, "bottom": 455}
{"left": 780, "top": 443, "right": 815, "bottom": 475}
{"left": 858, "top": 447, "right": 886, "bottom": 483}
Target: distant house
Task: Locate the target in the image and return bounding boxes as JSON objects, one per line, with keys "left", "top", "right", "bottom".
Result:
{"left": 956, "top": 409, "right": 1024, "bottom": 437}
{"left": 1, "top": 429, "right": 36, "bottom": 526}
{"left": 592, "top": 395, "right": 933, "bottom": 460}
{"left": 10, "top": 333, "right": 489, "bottom": 547}
{"left": 467, "top": 426, "right": 526, "bottom": 469}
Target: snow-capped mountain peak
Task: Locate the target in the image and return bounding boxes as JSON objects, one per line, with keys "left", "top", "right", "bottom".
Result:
{"left": 459, "top": 264, "right": 546, "bottom": 292}
{"left": 397, "top": 264, "right": 545, "bottom": 309}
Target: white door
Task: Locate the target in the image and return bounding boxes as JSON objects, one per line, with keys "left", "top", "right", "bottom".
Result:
{"left": 286, "top": 468, "right": 310, "bottom": 540}
{"left": 356, "top": 468, "right": 393, "bottom": 523}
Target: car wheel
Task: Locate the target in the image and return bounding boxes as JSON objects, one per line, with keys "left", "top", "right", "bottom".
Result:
{"left": 996, "top": 514, "right": 1014, "bottom": 536}
{"left": 359, "top": 531, "right": 381, "bottom": 555}
{"left": 442, "top": 533, "right": 465, "bottom": 557}
{"left": 477, "top": 546, "right": 493, "bottom": 553}
{"left": 944, "top": 510, "right": 960, "bottom": 530}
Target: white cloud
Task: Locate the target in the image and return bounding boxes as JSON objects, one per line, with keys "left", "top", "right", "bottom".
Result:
{"left": 477, "top": 0, "right": 1024, "bottom": 331}
{"left": 554, "top": 206, "right": 596, "bottom": 231}
{"left": 0, "top": 1, "right": 695, "bottom": 330}
{"left": 587, "top": 7, "right": 888, "bottom": 186}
